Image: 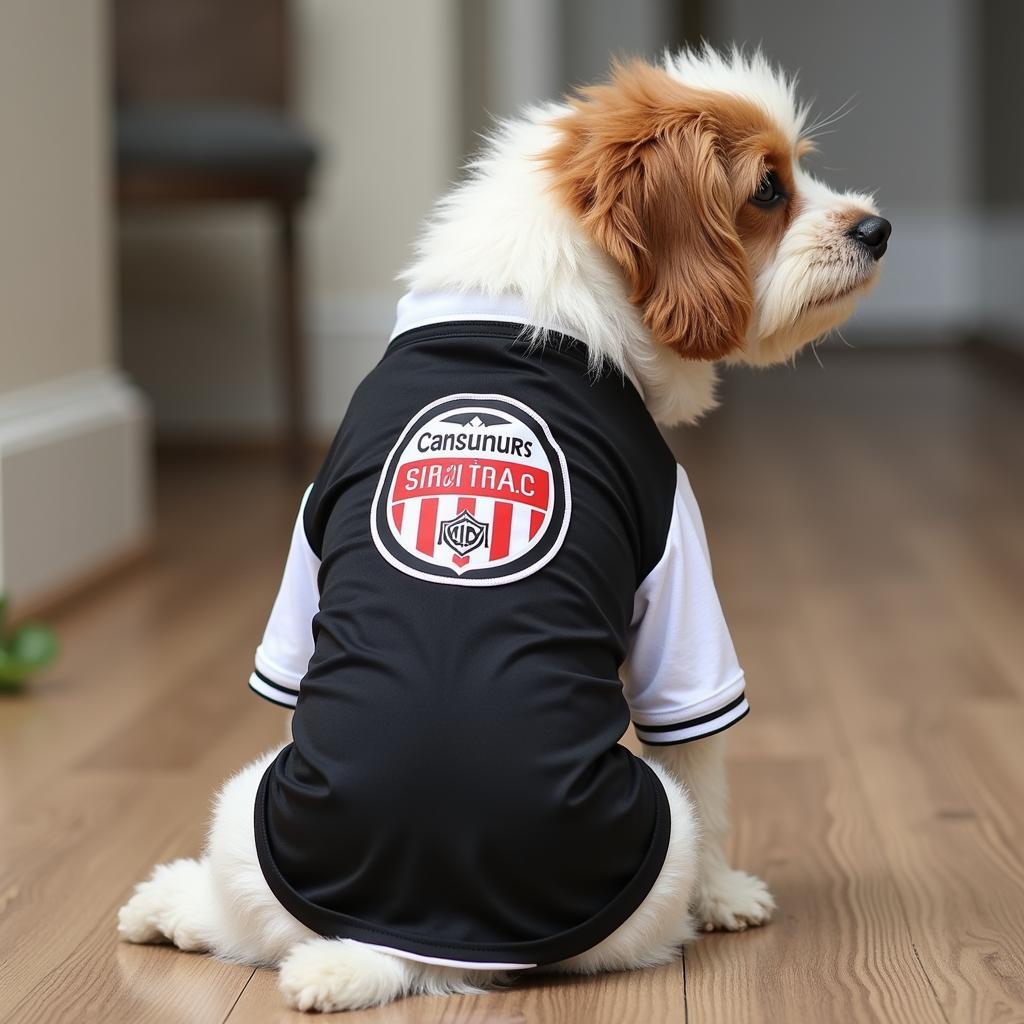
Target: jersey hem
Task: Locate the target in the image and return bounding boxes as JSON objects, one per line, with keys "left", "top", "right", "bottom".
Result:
{"left": 254, "top": 648, "right": 305, "bottom": 690}
{"left": 360, "top": 943, "right": 537, "bottom": 971}
{"left": 628, "top": 670, "right": 746, "bottom": 728}
{"left": 636, "top": 699, "right": 750, "bottom": 746}
{"left": 248, "top": 676, "right": 298, "bottom": 708}
{"left": 253, "top": 753, "right": 672, "bottom": 967}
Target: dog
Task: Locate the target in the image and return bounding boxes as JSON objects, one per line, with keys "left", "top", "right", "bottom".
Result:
{"left": 118, "top": 47, "right": 889, "bottom": 1013}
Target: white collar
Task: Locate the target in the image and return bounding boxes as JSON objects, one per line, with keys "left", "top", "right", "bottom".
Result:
{"left": 390, "top": 290, "right": 580, "bottom": 342}
{"left": 390, "top": 290, "right": 644, "bottom": 397}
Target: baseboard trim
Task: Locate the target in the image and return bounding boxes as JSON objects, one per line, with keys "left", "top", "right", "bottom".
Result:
{"left": 7, "top": 538, "right": 152, "bottom": 625}
{"left": 0, "top": 369, "right": 152, "bottom": 607}
{"left": 965, "top": 334, "right": 1024, "bottom": 382}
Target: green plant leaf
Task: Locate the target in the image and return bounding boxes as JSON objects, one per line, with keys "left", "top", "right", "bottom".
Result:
{"left": 0, "top": 647, "right": 31, "bottom": 685}
{"left": 0, "top": 624, "right": 58, "bottom": 688}
{"left": 8, "top": 624, "right": 58, "bottom": 668}
{"left": 0, "top": 600, "right": 58, "bottom": 690}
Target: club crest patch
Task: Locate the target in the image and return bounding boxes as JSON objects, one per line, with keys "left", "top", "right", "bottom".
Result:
{"left": 370, "top": 394, "right": 571, "bottom": 586}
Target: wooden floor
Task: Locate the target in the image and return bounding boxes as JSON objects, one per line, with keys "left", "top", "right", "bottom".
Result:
{"left": 2, "top": 348, "right": 1023, "bottom": 1023}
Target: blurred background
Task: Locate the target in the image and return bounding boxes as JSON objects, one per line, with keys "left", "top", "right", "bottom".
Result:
{"left": 0, "top": 0, "right": 1021, "bottom": 609}
{"left": 3, "top": 6, "right": 1023, "bottom": 1020}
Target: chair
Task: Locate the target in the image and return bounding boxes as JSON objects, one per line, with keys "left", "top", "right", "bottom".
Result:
{"left": 113, "top": 0, "right": 319, "bottom": 471}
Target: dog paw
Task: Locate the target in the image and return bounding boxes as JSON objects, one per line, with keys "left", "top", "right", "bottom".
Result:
{"left": 695, "top": 868, "right": 775, "bottom": 932}
{"left": 117, "top": 887, "right": 168, "bottom": 945}
{"left": 279, "top": 939, "right": 409, "bottom": 1013}
{"left": 116, "top": 858, "right": 211, "bottom": 951}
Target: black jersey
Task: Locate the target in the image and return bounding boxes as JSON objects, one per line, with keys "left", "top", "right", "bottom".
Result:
{"left": 249, "top": 299, "right": 748, "bottom": 969}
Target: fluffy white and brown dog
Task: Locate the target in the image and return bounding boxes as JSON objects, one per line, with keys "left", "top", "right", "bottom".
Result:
{"left": 118, "top": 47, "right": 889, "bottom": 1013}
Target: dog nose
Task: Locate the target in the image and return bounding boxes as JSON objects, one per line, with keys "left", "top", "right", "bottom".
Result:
{"left": 849, "top": 216, "right": 891, "bottom": 260}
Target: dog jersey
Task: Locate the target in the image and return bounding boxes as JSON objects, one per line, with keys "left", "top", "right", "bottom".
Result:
{"left": 249, "top": 294, "right": 748, "bottom": 969}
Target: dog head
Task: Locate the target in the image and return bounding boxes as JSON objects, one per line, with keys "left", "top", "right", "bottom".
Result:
{"left": 544, "top": 48, "right": 889, "bottom": 366}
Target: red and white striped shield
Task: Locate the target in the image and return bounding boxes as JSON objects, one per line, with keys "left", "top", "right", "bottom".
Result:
{"left": 370, "top": 394, "right": 571, "bottom": 586}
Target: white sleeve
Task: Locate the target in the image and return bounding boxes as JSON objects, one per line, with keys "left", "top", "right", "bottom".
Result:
{"left": 621, "top": 466, "right": 748, "bottom": 745}
{"left": 248, "top": 485, "right": 321, "bottom": 708}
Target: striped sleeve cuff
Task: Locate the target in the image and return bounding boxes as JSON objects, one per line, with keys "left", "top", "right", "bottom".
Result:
{"left": 248, "top": 669, "right": 300, "bottom": 708}
{"left": 633, "top": 692, "right": 749, "bottom": 746}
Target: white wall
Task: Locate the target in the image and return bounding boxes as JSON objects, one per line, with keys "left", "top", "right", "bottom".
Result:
{"left": 120, "top": 0, "right": 460, "bottom": 439}
{"left": 0, "top": 0, "right": 149, "bottom": 606}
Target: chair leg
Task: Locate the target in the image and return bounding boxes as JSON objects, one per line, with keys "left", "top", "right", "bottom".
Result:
{"left": 277, "top": 202, "right": 307, "bottom": 475}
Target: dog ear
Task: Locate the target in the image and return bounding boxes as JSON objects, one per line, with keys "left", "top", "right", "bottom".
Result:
{"left": 545, "top": 61, "right": 752, "bottom": 361}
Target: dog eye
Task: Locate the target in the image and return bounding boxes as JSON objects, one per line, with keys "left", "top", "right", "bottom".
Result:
{"left": 751, "top": 172, "right": 784, "bottom": 206}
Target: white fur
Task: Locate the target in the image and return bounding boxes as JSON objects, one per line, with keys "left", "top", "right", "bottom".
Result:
{"left": 644, "top": 734, "right": 776, "bottom": 931}
{"left": 662, "top": 49, "right": 883, "bottom": 363}
{"left": 401, "top": 108, "right": 720, "bottom": 427}
{"left": 119, "top": 749, "right": 704, "bottom": 1011}
{"left": 117, "top": 857, "right": 218, "bottom": 952}
{"left": 118, "top": 46, "right": 891, "bottom": 1012}
{"left": 665, "top": 45, "right": 811, "bottom": 143}
{"left": 403, "top": 46, "right": 882, "bottom": 421}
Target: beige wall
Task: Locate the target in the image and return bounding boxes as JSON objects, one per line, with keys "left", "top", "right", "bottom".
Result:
{"left": 298, "top": 0, "right": 459, "bottom": 297}
{"left": 0, "top": 0, "right": 113, "bottom": 396}
{"left": 120, "top": 0, "right": 460, "bottom": 437}
{"left": 0, "top": 0, "right": 149, "bottom": 606}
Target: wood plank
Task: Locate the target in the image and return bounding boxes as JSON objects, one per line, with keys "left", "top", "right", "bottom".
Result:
{"left": 909, "top": 520, "right": 1024, "bottom": 701}
{"left": 682, "top": 608, "right": 944, "bottom": 1024}
{"left": 0, "top": 704, "right": 282, "bottom": 1024}
{"left": 685, "top": 756, "right": 944, "bottom": 1024}
{"left": 0, "top": 466, "right": 299, "bottom": 797}
{"left": 802, "top": 581, "right": 1024, "bottom": 1022}
{"left": 2, "top": 352, "right": 1021, "bottom": 1021}
{"left": 227, "top": 959, "right": 686, "bottom": 1024}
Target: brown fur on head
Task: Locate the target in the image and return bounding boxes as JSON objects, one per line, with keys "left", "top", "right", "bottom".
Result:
{"left": 543, "top": 58, "right": 885, "bottom": 364}
{"left": 544, "top": 62, "right": 761, "bottom": 360}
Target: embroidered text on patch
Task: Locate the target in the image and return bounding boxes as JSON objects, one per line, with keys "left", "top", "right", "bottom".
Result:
{"left": 370, "top": 394, "right": 571, "bottom": 586}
